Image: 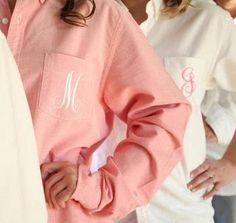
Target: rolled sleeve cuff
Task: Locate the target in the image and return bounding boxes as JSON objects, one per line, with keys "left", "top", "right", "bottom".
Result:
{"left": 205, "top": 103, "right": 235, "bottom": 146}
{"left": 71, "top": 164, "right": 103, "bottom": 212}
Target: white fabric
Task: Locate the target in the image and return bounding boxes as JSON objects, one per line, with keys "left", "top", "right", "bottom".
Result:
{"left": 92, "top": 0, "right": 236, "bottom": 222}
{"left": 0, "top": 32, "right": 47, "bottom": 223}
{"left": 202, "top": 87, "right": 236, "bottom": 196}
{"left": 201, "top": 15, "right": 236, "bottom": 196}
{"left": 202, "top": 91, "right": 236, "bottom": 146}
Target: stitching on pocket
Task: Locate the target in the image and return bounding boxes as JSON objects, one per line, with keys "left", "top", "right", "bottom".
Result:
{"left": 38, "top": 53, "right": 95, "bottom": 121}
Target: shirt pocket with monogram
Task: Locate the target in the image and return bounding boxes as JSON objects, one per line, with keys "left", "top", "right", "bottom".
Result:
{"left": 38, "top": 53, "right": 96, "bottom": 121}
{"left": 164, "top": 57, "right": 206, "bottom": 106}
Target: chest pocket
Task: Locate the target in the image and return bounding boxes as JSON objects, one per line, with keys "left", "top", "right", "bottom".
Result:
{"left": 164, "top": 57, "right": 207, "bottom": 106}
{"left": 38, "top": 53, "right": 97, "bottom": 121}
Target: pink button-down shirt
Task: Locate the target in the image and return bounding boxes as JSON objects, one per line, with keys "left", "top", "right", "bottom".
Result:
{"left": 1, "top": 0, "right": 190, "bottom": 222}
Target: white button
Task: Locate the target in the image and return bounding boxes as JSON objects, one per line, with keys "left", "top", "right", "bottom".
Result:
{"left": 2, "top": 18, "right": 9, "bottom": 25}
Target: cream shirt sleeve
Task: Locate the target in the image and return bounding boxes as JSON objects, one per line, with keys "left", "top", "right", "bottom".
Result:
{"left": 203, "top": 16, "right": 236, "bottom": 146}
{"left": 213, "top": 16, "right": 236, "bottom": 90}
{"left": 0, "top": 33, "right": 47, "bottom": 223}
{"left": 202, "top": 89, "right": 236, "bottom": 146}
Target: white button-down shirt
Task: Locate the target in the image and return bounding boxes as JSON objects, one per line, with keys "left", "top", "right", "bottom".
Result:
{"left": 0, "top": 32, "right": 47, "bottom": 223}
{"left": 134, "top": 1, "right": 236, "bottom": 222}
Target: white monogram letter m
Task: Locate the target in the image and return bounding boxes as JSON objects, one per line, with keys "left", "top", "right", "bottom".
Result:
{"left": 59, "top": 71, "right": 81, "bottom": 112}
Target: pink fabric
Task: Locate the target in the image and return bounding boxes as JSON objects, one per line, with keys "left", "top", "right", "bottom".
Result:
{"left": 1, "top": 0, "right": 190, "bottom": 222}
{"left": 0, "top": 0, "right": 10, "bottom": 35}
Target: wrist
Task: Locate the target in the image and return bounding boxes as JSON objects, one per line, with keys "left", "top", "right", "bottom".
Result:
{"left": 222, "top": 156, "right": 236, "bottom": 172}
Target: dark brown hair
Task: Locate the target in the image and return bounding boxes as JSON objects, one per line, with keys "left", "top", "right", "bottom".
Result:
{"left": 61, "top": 0, "right": 96, "bottom": 26}
{"left": 162, "top": 0, "right": 192, "bottom": 17}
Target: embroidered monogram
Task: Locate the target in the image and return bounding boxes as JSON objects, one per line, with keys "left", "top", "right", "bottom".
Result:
{"left": 57, "top": 71, "right": 81, "bottom": 112}
{"left": 39, "top": 53, "right": 95, "bottom": 120}
{"left": 181, "top": 67, "right": 196, "bottom": 98}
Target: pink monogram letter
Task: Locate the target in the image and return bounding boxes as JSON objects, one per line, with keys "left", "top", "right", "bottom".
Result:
{"left": 181, "top": 67, "right": 196, "bottom": 98}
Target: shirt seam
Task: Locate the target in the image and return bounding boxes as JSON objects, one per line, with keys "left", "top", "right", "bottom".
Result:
{"left": 209, "top": 17, "right": 231, "bottom": 84}
{"left": 100, "top": 12, "right": 124, "bottom": 94}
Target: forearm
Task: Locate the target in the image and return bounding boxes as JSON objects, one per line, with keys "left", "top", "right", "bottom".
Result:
{"left": 71, "top": 100, "right": 190, "bottom": 219}
{"left": 223, "top": 132, "right": 236, "bottom": 163}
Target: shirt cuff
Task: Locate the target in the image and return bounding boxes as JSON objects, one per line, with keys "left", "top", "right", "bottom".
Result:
{"left": 205, "top": 103, "right": 235, "bottom": 146}
{"left": 71, "top": 164, "right": 102, "bottom": 212}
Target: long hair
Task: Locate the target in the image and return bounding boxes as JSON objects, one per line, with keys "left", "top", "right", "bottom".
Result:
{"left": 162, "top": 0, "right": 192, "bottom": 17}
{"left": 61, "top": 0, "right": 96, "bottom": 26}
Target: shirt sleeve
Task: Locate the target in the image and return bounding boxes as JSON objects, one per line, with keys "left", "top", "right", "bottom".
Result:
{"left": 211, "top": 16, "right": 236, "bottom": 91}
{"left": 71, "top": 11, "right": 191, "bottom": 219}
{"left": 203, "top": 16, "right": 236, "bottom": 146}
{"left": 202, "top": 89, "right": 236, "bottom": 146}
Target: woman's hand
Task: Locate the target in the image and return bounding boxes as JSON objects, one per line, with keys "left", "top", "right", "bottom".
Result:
{"left": 41, "top": 161, "right": 78, "bottom": 209}
{"left": 187, "top": 158, "right": 236, "bottom": 199}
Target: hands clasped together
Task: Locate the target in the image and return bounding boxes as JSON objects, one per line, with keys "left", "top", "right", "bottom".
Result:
{"left": 41, "top": 162, "right": 78, "bottom": 209}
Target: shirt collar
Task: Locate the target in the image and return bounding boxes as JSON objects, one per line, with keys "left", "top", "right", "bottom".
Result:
{"left": 140, "top": 0, "right": 161, "bottom": 34}
{"left": 151, "top": 0, "right": 164, "bottom": 17}
{"left": 145, "top": 0, "right": 164, "bottom": 21}
{"left": 115, "top": 0, "right": 129, "bottom": 11}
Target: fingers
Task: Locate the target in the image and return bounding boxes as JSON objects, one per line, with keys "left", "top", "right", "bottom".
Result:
{"left": 44, "top": 171, "right": 64, "bottom": 208}
{"left": 188, "top": 159, "right": 227, "bottom": 198}
{"left": 41, "top": 162, "right": 70, "bottom": 179}
{"left": 54, "top": 172, "right": 78, "bottom": 206}
{"left": 188, "top": 174, "right": 216, "bottom": 192}
{"left": 41, "top": 163, "right": 61, "bottom": 181}
{"left": 188, "top": 160, "right": 219, "bottom": 194}
{"left": 50, "top": 180, "right": 68, "bottom": 209}
{"left": 203, "top": 183, "right": 221, "bottom": 200}
{"left": 41, "top": 161, "right": 78, "bottom": 210}
{"left": 56, "top": 187, "right": 74, "bottom": 208}
{"left": 190, "top": 161, "right": 209, "bottom": 179}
